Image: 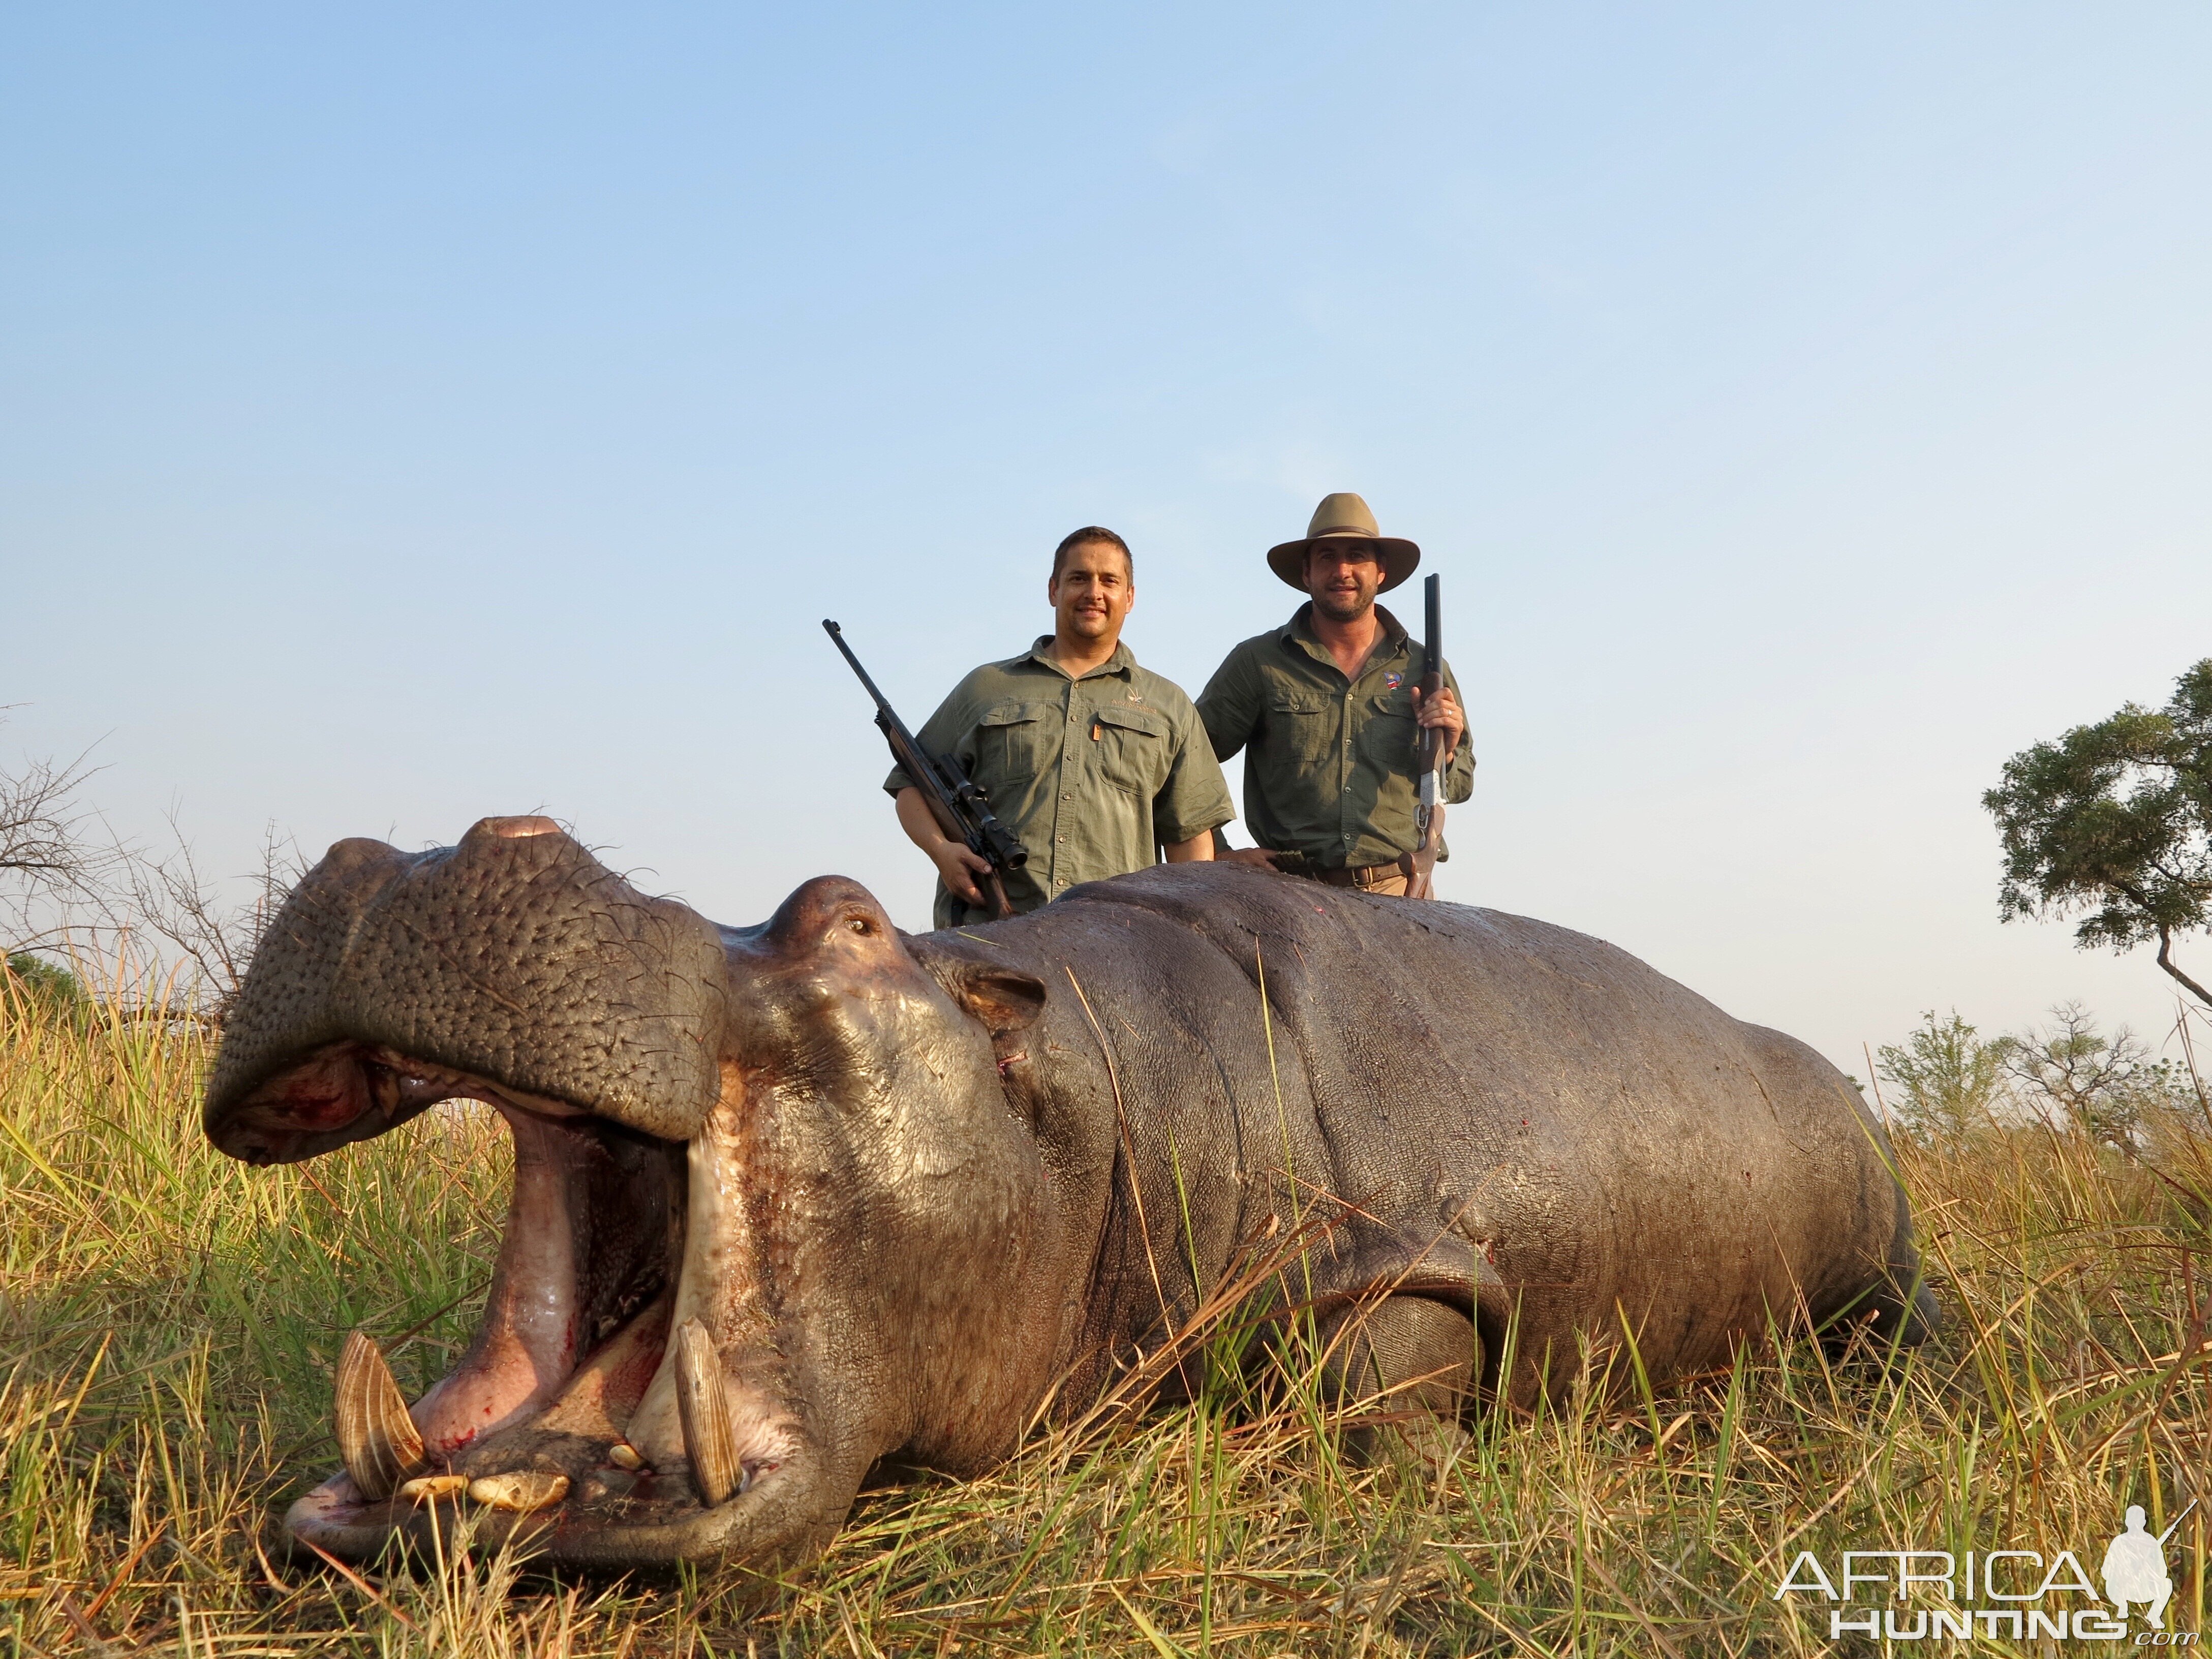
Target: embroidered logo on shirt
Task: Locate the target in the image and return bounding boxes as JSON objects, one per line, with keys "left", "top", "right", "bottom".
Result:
{"left": 1384, "top": 671, "right": 1404, "bottom": 691}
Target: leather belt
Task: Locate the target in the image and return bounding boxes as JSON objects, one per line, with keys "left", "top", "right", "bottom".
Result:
{"left": 1312, "top": 858, "right": 1414, "bottom": 890}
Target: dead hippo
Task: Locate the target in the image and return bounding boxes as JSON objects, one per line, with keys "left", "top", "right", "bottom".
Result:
{"left": 203, "top": 816, "right": 1933, "bottom": 1570}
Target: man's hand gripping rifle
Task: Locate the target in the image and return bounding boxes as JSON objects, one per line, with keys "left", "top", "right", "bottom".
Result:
{"left": 823, "top": 620, "right": 1028, "bottom": 921}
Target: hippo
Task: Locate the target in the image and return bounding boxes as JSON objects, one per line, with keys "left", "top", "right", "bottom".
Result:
{"left": 202, "top": 816, "right": 1934, "bottom": 1571}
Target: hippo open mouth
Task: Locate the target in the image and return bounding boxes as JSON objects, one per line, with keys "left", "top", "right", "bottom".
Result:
{"left": 216, "top": 1037, "right": 802, "bottom": 1562}
{"left": 199, "top": 818, "right": 857, "bottom": 1569}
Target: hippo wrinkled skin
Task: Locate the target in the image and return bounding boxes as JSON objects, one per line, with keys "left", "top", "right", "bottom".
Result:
{"left": 203, "top": 816, "right": 1934, "bottom": 1570}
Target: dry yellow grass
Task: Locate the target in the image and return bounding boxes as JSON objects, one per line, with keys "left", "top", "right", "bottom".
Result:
{"left": 5, "top": 960, "right": 2211, "bottom": 1655}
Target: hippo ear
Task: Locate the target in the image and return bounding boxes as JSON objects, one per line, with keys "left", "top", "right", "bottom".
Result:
{"left": 932, "top": 960, "right": 1047, "bottom": 1039}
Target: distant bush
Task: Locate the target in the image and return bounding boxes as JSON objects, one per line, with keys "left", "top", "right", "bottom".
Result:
{"left": 1877, "top": 1002, "right": 2209, "bottom": 1152}
{"left": 1875, "top": 1009, "right": 2012, "bottom": 1142}
{"left": 4, "top": 948, "right": 88, "bottom": 1017}
{"left": 2000, "top": 1001, "right": 2202, "bottom": 1154}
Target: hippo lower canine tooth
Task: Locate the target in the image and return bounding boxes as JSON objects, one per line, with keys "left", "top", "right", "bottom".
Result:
{"left": 672, "top": 1319, "right": 743, "bottom": 1506}
{"left": 334, "top": 1331, "right": 427, "bottom": 1501}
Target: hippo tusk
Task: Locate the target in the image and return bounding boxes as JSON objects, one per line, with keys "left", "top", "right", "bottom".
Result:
{"left": 334, "top": 1331, "right": 427, "bottom": 1501}
{"left": 673, "top": 1319, "right": 744, "bottom": 1506}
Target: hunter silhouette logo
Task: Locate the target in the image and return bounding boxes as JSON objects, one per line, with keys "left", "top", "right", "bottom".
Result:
{"left": 2104, "top": 1501, "right": 2192, "bottom": 1631}
{"left": 1773, "top": 1500, "right": 2200, "bottom": 1642}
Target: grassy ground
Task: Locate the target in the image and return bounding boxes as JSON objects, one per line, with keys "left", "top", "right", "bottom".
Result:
{"left": 5, "top": 963, "right": 2212, "bottom": 1656}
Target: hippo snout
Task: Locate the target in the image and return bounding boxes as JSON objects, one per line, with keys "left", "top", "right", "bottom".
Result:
{"left": 205, "top": 816, "right": 730, "bottom": 1156}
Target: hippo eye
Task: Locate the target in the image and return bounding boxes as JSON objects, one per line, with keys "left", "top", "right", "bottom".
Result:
{"left": 846, "top": 917, "right": 871, "bottom": 936}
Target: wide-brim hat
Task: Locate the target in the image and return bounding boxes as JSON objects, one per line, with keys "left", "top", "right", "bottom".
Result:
{"left": 1266, "top": 492, "right": 1421, "bottom": 592}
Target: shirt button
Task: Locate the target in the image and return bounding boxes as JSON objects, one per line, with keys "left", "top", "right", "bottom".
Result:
{"left": 1061, "top": 792, "right": 1071, "bottom": 801}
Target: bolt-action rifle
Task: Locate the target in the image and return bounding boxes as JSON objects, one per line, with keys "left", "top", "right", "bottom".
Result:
{"left": 1408, "top": 573, "right": 1446, "bottom": 900}
{"left": 822, "top": 619, "right": 1027, "bottom": 921}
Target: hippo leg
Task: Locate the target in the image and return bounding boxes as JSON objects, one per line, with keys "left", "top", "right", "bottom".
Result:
{"left": 1316, "top": 1297, "right": 1479, "bottom": 1464}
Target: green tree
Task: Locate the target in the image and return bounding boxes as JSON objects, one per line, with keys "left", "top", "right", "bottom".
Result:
{"left": 1875, "top": 1009, "right": 2012, "bottom": 1142}
{"left": 1984, "top": 658, "right": 2212, "bottom": 1010}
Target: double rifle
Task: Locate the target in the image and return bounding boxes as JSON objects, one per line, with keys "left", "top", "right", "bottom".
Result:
{"left": 1408, "top": 572, "right": 1447, "bottom": 900}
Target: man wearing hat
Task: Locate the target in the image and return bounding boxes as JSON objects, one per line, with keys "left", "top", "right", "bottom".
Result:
{"left": 886, "top": 526, "right": 1235, "bottom": 926}
{"left": 1196, "top": 493, "right": 1472, "bottom": 898}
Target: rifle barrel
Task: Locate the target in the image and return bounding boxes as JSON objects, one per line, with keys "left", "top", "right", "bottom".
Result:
{"left": 1423, "top": 573, "right": 1440, "bottom": 675}
{"left": 822, "top": 619, "right": 901, "bottom": 718}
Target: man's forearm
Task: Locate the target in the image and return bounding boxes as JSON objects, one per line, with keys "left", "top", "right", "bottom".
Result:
{"left": 1162, "top": 830, "right": 1216, "bottom": 864}
{"left": 895, "top": 787, "right": 954, "bottom": 853}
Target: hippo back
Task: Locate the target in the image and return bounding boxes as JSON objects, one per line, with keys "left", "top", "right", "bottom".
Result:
{"left": 921, "top": 863, "right": 1920, "bottom": 1403}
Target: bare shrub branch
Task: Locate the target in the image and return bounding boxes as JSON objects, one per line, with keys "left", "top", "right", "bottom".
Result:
{"left": 0, "top": 716, "right": 126, "bottom": 950}
{"left": 122, "top": 816, "right": 302, "bottom": 1018}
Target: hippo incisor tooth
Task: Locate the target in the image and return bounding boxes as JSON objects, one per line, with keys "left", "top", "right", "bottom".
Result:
{"left": 467, "top": 1471, "right": 570, "bottom": 1513}
{"left": 607, "top": 1441, "right": 646, "bottom": 1471}
{"left": 398, "top": 1473, "right": 469, "bottom": 1502}
{"left": 673, "top": 1318, "right": 743, "bottom": 1507}
{"left": 334, "top": 1330, "right": 427, "bottom": 1502}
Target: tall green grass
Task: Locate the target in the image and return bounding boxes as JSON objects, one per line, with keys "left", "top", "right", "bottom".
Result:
{"left": 5, "top": 959, "right": 2211, "bottom": 1655}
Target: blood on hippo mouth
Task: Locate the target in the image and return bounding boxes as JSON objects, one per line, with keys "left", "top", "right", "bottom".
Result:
{"left": 224, "top": 1039, "right": 796, "bottom": 1558}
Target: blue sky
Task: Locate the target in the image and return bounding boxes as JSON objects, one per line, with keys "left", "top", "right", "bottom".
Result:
{"left": 6, "top": 4, "right": 2209, "bottom": 1075}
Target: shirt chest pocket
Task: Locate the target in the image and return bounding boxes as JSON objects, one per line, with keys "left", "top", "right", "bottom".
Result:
{"left": 977, "top": 700, "right": 1055, "bottom": 782}
{"left": 1361, "top": 690, "right": 1419, "bottom": 765}
{"left": 1089, "top": 702, "right": 1170, "bottom": 796}
{"left": 1265, "top": 691, "right": 1336, "bottom": 771}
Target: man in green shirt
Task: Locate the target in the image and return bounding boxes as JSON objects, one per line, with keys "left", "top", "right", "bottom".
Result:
{"left": 886, "top": 527, "right": 1235, "bottom": 926}
{"left": 1197, "top": 493, "right": 1472, "bottom": 898}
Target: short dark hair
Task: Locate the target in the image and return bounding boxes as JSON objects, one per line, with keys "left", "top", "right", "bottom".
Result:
{"left": 1052, "top": 526, "right": 1133, "bottom": 581}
